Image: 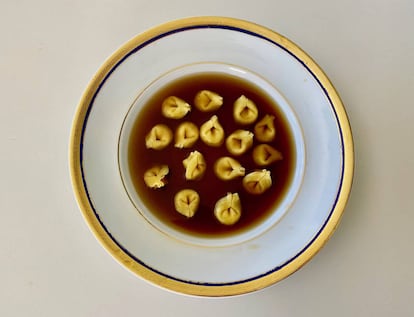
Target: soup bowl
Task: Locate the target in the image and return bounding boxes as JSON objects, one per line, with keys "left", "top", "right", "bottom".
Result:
{"left": 118, "top": 62, "right": 306, "bottom": 247}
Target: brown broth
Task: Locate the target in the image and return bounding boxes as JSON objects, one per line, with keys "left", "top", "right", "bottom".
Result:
{"left": 127, "top": 72, "right": 295, "bottom": 238}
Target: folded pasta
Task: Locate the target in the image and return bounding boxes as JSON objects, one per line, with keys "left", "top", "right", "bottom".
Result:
{"left": 200, "top": 115, "right": 225, "bottom": 147}
{"left": 214, "top": 192, "right": 242, "bottom": 225}
{"left": 161, "top": 96, "right": 191, "bottom": 119}
{"left": 174, "top": 189, "right": 200, "bottom": 218}
{"left": 214, "top": 157, "right": 245, "bottom": 180}
{"left": 242, "top": 169, "right": 272, "bottom": 195}
{"left": 182, "top": 150, "right": 207, "bottom": 181}
{"left": 233, "top": 95, "right": 258, "bottom": 125}
{"left": 194, "top": 90, "right": 223, "bottom": 112}
{"left": 145, "top": 124, "right": 173, "bottom": 150}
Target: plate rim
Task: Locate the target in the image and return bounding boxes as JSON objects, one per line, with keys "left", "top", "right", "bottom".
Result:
{"left": 69, "top": 16, "right": 354, "bottom": 297}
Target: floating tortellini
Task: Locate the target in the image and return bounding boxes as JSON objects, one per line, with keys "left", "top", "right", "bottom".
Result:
{"left": 252, "top": 144, "right": 283, "bottom": 166}
{"left": 254, "top": 114, "right": 276, "bottom": 142}
{"left": 182, "top": 150, "right": 207, "bottom": 180}
{"left": 174, "top": 189, "right": 200, "bottom": 218}
{"left": 200, "top": 115, "right": 225, "bottom": 147}
{"left": 161, "top": 96, "right": 191, "bottom": 119}
{"left": 214, "top": 157, "right": 245, "bottom": 180}
{"left": 242, "top": 169, "right": 272, "bottom": 195}
{"left": 143, "top": 165, "right": 169, "bottom": 189}
{"left": 145, "top": 124, "right": 173, "bottom": 150}
{"left": 233, "top": 95, "right": 258, "bottom": 125}
{"left": 174, "top": 121, "right": 199, "bottom": 148}
{"left": 225, "top": 129, "right": 254, "bottom": 156}
{"left": 194, "top": 90, "right": 223, "bottom": 112}
{"left": 214, "top": 192, "right": 242, "bottom": 225}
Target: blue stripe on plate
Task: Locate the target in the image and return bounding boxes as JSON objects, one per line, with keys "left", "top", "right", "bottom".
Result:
{"left": 80, "top": 24, "right": 345, "bottom": 286}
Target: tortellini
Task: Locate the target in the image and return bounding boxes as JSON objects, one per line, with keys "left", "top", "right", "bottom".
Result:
{"left": 143, "top": 165, "right": 169, "bottom": 189}
{"left": 214, "top": 157, "right": 245, "bottom": 180}
{"left": 200, "top": 115, "right": 225, "bottom": 147}
{"left": 182, "top": 151, "right": 207, "bottom": 181}
{"left": 194, "top": 90, "right": 223, "bottom": 112}
{"left": 233, "top": 95, "right": 258, "bottom": 125}
{"left": 161, "top": 96, "right": 191, "bottom": 119}
{"left": 226, "top": 129, "right": 254, "bottom": 156}
{"left": 174, "top": 189, "right": 200, "bottom": 218}
{"left": 174, "top": 121, "right": 199, "bottom": 148}
{"left": 253, "top": 144, "right": 283, "bottom": 166}
{"left": 140, "top": 86, "right": 286, "bottom": 229}
{"left": 214, "top": 192, "right": 242, "bottom": 225}
{"left": 242, "top": 169, "right": 272, "bottom": 195}
{"left": 254, "top": 114, "right": 276, "bottom": 142}
{"left": 145, "top": 124, "right": 173, "bottom": 150}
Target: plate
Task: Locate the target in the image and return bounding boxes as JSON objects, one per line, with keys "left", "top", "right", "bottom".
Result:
{"left": 69, "top": 17, "right": 354, "bottom": 296}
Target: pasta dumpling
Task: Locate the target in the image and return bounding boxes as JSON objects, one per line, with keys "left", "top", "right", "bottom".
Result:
{"left": 254, "top": 114, "right": 276, "bottom": 142}
{"left": 194, "top": 90, "right": 223, "bottom": 112}
{"left": 225, "top": 129, "right": 254, "bottom": 156}
{"left": 174, "top": 121, "right": 199, "bottom": 148}
{"left": 233, "top": 95, "right": 258, "bottom": 125}
{"left": 200, "top": 115, "right": 225, "bottom": 147}
{"left": 252, "top": 144, "right": 283, "bottom": 166}
{"left": 161, "top": 96, "right": 191, "bottom": 119}
{"left": 214, "top": 157, "right": 245, "bottom": 180}
{"left": 242, "top": 169, "right": 272, "bottom": 195}
{"left": 182, "top": 151, "right": 206, "bottom": 180}
{"left": 214, "top": 192, "right": 242, "bottom": 225}
{"left": 174, "top": 189, "right": 200, "bottom": 218}
{"left": 143, "top": 165, "right": 169, "bottom": 189}
{"left": 145, "top": 124, "right": 173, "bottom": 150}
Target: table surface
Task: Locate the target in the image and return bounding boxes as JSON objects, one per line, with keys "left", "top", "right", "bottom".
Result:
{"left": 1, "top": 0, "right": 413, "bottom": 316}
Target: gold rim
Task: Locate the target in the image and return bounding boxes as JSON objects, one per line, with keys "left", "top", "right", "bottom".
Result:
{"left": 69, "top": 16, "right": 354, "bottom": 297}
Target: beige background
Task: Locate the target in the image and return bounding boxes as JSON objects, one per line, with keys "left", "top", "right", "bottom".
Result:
{"left": 1, "top": 0, "right": 413, "bottom": 316}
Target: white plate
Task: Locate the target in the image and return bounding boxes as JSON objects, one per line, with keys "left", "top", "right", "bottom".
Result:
{"left": 69, "top": 17, "right": 354, "bottom": 296}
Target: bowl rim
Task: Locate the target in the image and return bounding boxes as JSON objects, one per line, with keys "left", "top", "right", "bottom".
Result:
{"left": 69, "top": 16, "right": 354, "bottom": 297}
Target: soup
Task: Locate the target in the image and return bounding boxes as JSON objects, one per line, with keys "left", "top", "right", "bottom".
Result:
{"left": 127, "top": 72, "right": 295, "bottom": 238}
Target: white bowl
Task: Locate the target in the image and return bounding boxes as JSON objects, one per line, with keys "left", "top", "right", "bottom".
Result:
{"left": 69, "top": 17, "right": 354, "bottom": 296}
{"left": 118, "top": 62, "right": 306, "bottom": 247}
